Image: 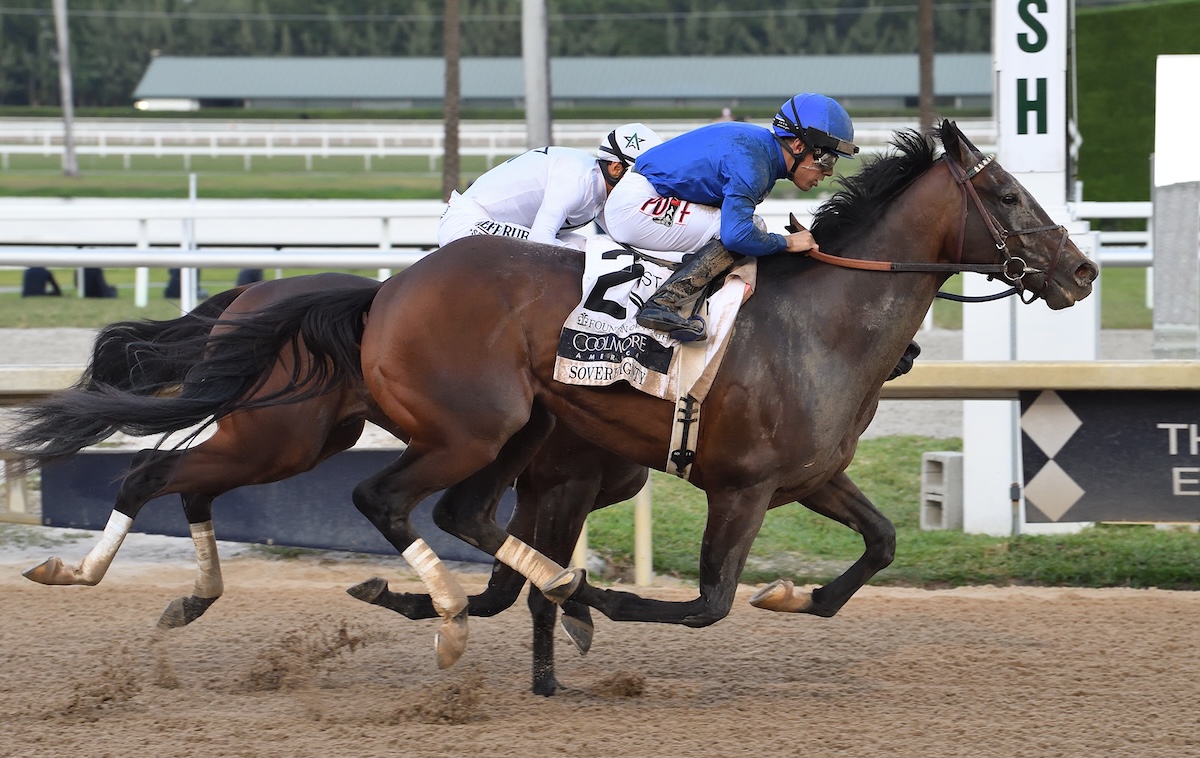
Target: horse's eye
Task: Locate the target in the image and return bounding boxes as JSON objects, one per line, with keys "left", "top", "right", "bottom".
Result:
{"left": 1001, "top": 193, "right": 1019, "bottom": 205}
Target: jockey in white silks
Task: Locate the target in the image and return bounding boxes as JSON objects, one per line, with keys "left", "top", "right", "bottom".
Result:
{"left": 437, "top": 123, "right": 664, "bottom": 250}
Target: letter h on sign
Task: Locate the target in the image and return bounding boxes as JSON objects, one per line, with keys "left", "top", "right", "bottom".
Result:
{"left": 1017, "top": 78, "right": 1048, "bottom": 135}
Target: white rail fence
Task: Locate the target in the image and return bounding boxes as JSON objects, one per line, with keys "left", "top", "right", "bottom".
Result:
{"left": 0, "top": 120, "right": 693, "bottom": 172}
{"left": 0, "top": 196, "right": 1153, "bottom": 269}
{"left": 0, "top": 195, "right": 1160, "bottom": 364}
{"left": 1070, "top": 200, "right": 1153, "bottom": 267}
{"left": 0, "top": 197, "right": 1153, "bottom": 312}
{"left": 0, "top": 118, "right": 999, "bottom": 171}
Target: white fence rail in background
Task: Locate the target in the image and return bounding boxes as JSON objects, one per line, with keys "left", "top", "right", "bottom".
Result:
{"left": 0, "top": 198, "right": 449, "bottom": 247}
{"left": 1069, "top": 200, "right": 1154, "bottom": 267}
{"left": 0, "top": 196, "right": 1150, "bottom": 262}
{"left": 0, "top": 117, "right": 999, "bottom": 171}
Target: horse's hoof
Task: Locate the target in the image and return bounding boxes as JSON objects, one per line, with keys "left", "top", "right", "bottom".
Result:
{"left": 346, "top": 576, "right": 388, "bottom": 604}
{"left": 532, "top": 677, "right": 565, "bottom": 697}
{"left": 560, "top": 614, "right": 594, "bottom": 655}
{"left": 157, "top": 595, "right": 217, "bottom": 629}
{"left": 749, "top": 578, "right": 790, "bottom": 608}
{"left": 158, "top": 597, "right": 188, "bottom": 629}
{"left": 22, "top": 557, "right": 70, "bottom": 585}
{"left": 750, "top": 579, "right": 815, "bottom": 613}
{"left": 434, "top": 608, "right": 469, "bottom": 670}
{"left": 540, "top": 568, "right": 584, "bottom": 605}
{"left": 748, "top": 578, "right": 810, "bottom": 613}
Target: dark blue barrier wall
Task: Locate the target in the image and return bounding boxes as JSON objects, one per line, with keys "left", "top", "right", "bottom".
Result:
{"left": 40, "top": 449, "right": 515, "bottom": 563}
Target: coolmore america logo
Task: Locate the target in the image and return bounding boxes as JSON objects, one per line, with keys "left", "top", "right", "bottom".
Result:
{"left": 556, "top": 327, "right": 673, "bottom": 385}
{"left": 568, "top": 331, "right": 653, "bottom": 357}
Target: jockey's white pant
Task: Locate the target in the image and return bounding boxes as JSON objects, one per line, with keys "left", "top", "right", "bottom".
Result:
{"left": 438, "top": 192, "right": 588, "bottom": 251}
{"left": 602, "top": 172, "right": 722, "bottom": 262}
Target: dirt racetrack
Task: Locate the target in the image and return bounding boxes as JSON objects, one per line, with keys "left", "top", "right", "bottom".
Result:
{"left": 2, "top": 552, "right": 1198, "bottom": 758}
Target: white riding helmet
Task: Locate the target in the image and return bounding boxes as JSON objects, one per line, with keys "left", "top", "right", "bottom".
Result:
{"left": 597, "top": 123, "right": 663, "bottom": 167}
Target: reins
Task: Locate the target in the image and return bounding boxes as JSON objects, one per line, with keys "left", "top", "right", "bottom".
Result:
{"left": 792, "top": 152, "right": 1071, "bottom": 305}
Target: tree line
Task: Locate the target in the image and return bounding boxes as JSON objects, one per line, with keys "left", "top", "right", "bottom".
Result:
{"left": 0, "top": 0, "right": 993, "bottom": 108}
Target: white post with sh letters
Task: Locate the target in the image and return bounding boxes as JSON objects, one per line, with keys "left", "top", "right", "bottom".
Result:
{"left": 961, "top": 0, "right": 1099, "bottom": 535}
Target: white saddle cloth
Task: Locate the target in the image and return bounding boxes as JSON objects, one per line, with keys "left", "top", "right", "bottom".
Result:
{"left": 553, "top": 235, "right": 756, "bottom": 401}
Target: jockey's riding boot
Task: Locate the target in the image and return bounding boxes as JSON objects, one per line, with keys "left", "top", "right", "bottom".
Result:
{"left": 887, "top": 340, "right": 922, "bottom": 381}
{"left": 636, "top": 239, "right": 740, "bottom": 342}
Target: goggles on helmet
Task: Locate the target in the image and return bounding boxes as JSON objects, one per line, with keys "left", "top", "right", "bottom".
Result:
{"left": 772, "top": 117, "right": 860, "bottom": 160}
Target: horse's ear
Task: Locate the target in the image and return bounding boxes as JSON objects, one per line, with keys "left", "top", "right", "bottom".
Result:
{"left": 939, "top": 119, "right": 969, "bottom": 165}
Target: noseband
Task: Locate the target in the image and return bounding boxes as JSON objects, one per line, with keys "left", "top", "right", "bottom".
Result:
{"left": 799, "top": 153, "right": 1070, "bottom": 304}
{"left": 943, "top": 154, "right": 1069, "bottom": 304}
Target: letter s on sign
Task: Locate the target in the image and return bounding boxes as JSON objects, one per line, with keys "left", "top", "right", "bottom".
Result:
{"left": 1017, "top": 0, "right": 1048, "bottom": 53}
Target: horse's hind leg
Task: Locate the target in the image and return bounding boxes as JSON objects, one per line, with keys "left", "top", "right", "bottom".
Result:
{"left": 156, "top": 492, "right": 223, "bottom": 629}
{"left": 23, "top": 448, "right": 227, "bottom": 630}
{"left": 344, "top": 412, "right": 538, "bottom": 619}
{"left": 750, "top": 471, "right": 895, "bottom": 616}
{"left": 153, "top": 404, "right": 366, "bottom": 627}
{"left": 350, "top": 447, "right": 489, "bottom": 669}
{"left": 350, "top": 406, "right": 578, "bottom": 669}
{"left": 431, "top": 404, "right": 584, "bottom": 605}
{"left": 23, "top": 448, "right": 185, "bottom": 586}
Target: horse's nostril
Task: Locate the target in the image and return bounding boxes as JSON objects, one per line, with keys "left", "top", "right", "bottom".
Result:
{"left": 1076, "top": 261, "right": 1099, "bottom": 284}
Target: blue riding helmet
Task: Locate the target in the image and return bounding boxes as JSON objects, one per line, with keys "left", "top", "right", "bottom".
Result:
{"left": 771, "top": 93, "right": 859, "bottom": 159}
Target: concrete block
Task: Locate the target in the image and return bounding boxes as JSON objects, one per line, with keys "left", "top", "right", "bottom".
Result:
{"left": 921, "top": 451, "right": 963, "bottom": 531}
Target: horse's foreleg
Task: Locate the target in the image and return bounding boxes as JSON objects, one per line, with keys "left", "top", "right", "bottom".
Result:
{"left": 157, "top": 493, "right": 223, "bottom": 629}
{"left": 575, "top": 486, "right": 772, "bottom": 627}
{"left": 23, "top": 449, "right": 182, "bottom": 587}
{"left": 749, "top": 472, "right": 895, "bottom": 617}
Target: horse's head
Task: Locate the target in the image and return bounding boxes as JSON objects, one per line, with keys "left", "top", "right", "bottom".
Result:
{"left": 938, "top": 120, "right": 1098, "bottom": 310}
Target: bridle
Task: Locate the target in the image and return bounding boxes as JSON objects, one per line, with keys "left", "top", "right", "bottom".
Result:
{"left": 797, "top": 153, "right": 1071, "bottom": 304}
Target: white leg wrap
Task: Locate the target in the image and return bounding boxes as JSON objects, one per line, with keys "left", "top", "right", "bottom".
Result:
{"left": 77, "top": 512, "right": 134, "bottom": 585}
{"left": 401, "top": 539, "right": 466, "bottom": 618}
{"left": 494, "top": 535, "right": 565, "bottom": 590}
{"left": 189, "top": 520, "right": 224, "bottom": 599}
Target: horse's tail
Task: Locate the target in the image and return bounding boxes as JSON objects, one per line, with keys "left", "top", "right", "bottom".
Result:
{"left": 82, "top": 284, "right": 250, "bottom": 393}
{"left": 4, "top": 285, "right": 378, "bottom": 469}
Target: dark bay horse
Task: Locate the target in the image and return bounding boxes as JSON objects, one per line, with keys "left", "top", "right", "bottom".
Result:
{"left": 10, "top": 272, "right": 645, "bottom": 695}
{"left": 9, "top": 122, "right": 1097, "bottom": 671}
{"left": 345, "top": 122, "right": 1093, "bottom": 658}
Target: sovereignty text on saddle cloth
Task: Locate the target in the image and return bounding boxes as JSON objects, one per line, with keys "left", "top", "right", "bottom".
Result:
{"left": 553, "top": 237, "right": 755, "bottom": 401}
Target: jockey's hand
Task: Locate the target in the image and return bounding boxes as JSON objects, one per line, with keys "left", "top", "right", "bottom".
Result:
{"left": 784, "top": 230, "right": 818, "bottom": 254}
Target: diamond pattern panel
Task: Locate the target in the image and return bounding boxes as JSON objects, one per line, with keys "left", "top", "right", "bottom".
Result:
{"left": 1021, "top": 390, "right": 1082, "bottom": 458}
{"left": 1024, "top": 460, "right": 1086, "bottom": 522}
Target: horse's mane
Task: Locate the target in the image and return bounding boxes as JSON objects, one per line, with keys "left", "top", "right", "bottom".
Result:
{"left": 809, "top": 128, "right": 940, "bottom": 253}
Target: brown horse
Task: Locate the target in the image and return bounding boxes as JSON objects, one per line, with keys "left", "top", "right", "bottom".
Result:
{"left": 10, "top": 272, "right": 645, "bottom": 695}
{"left": 9, "top": 122, "right": 1098, "bottom": 671}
